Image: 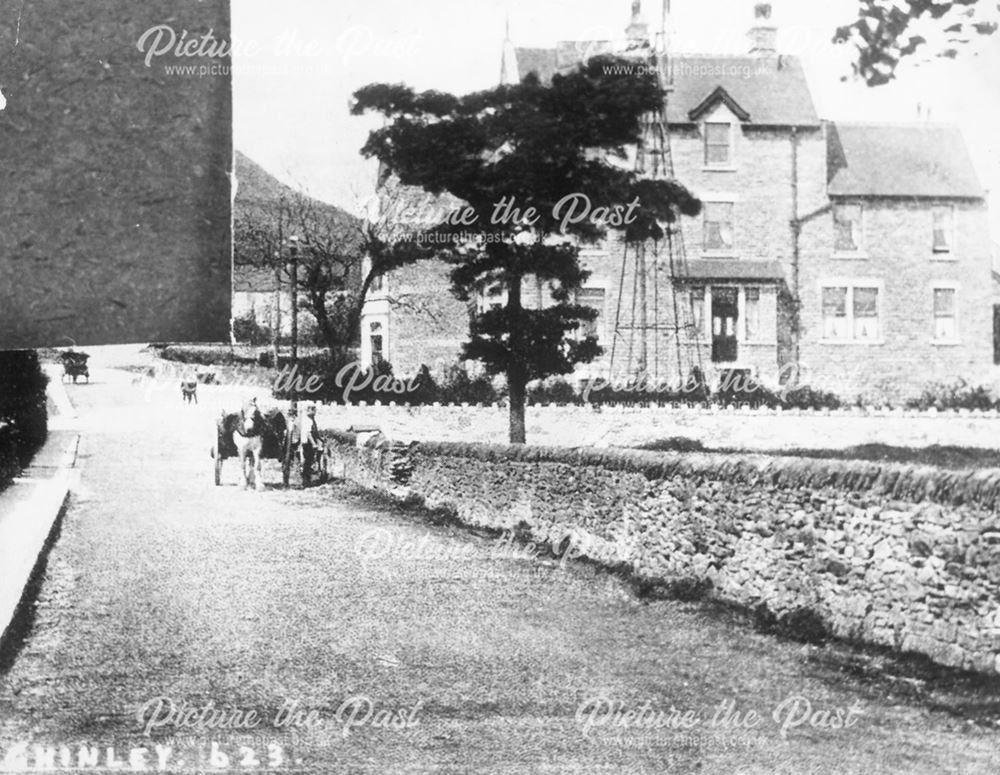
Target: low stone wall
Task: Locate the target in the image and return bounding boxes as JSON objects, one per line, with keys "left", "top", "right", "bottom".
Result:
{"left": 324, "top": 432, "right": 1000, "bottom": 674}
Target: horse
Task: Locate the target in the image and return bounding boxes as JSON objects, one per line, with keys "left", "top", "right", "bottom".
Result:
{"left": 213, "top": 401, "right": 289, "bottom": 490}
{"left": 181, "top": 376, "right": 198, "bottom": 404}
{"left": 219, "top": 400, "right": 267, "bottom": 490}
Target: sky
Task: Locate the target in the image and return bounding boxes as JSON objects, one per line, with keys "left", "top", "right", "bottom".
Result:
{"left": 231, "top": 0, "right": 1000, "bottom": 238}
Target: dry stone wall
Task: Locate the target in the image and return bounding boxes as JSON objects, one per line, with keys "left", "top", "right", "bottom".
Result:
{"left": 324, "top": 433, "right": 1000, "bottom": 674}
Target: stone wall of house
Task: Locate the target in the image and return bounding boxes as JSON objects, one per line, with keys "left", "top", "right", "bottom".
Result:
{"left": 364, "top": 259, "right": 470, "bottom": 374}
{"left": 798, "top": 198, "right": 994, "bottom": 398}
{"left": 323, "top": 435, "right": 1000, "bottom": 674}
{"left": 364, "top": 118, "right": 994, "bottom": 395}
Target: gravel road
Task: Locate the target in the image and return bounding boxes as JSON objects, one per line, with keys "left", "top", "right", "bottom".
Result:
{"left": 0, "top": 366, "right": 997, "bottom": 774}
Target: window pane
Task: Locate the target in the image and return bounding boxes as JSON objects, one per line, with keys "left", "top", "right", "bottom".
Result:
{"left": 935, "top": 317, "right": 956, "bottom": 340}
{"left": 853, "top": 287, "right": 878, "bottom": 340}
{"left": 822, "top": 287, "right": 847, "bottom": 315}
{"left": 704, "top": 203, "right": 733, "bottom": 250}
{"left": 834, "top": 205, "right": 861, "bottom": 251}
{"left": 822, "top": 287, "right": 847, "bottom": 339}
{"left": 933, "top": 288, "right": 955, "bottom": 316}
{"left": 706, "top": 123, "right": 729, "bottom": 144}
{"left": 745, "top": 288, "right": 760, "bottom": 340}
{"left": 933, "top": 288, "right": 956, "bottom": 339}
{"left": 705, "top": 123, "right": 730, "bottom": 165}
{"left": 933, "top": 207, "right": 952, "bottom": 251}
{"left": 689, "top": 287, "right": 705, "bottom": 336}
{"left": 853, "top": 287, "right": 878, "bottom": 317}
{"left": 577, "top": 288, "right": 605, "bottom": 339}
{"left": 707, "top": 144, "right": 730, "bottom": 164}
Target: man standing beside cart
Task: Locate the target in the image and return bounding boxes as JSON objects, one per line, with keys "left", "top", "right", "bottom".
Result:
{"left": 301, "top": 404, "right": 322, "bottom": 485}
{"left": 285, "top": 404, "right": 323, "bottom": 486}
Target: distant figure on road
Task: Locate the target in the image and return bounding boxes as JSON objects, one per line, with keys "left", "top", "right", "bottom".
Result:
{"left": 181, "top": 374, "right": 198, "bottom": 404}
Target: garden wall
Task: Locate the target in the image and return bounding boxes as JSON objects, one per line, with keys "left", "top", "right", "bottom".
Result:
{"left": 324, "top": 432, "right": 1000, "bottom": 674}
{"left": 312, "top": 402, "right": 1000, "bottom": 453}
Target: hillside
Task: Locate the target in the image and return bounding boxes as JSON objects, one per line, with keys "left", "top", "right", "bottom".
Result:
{"left": 233, "top": 150, "right": 360, "bottom": 264}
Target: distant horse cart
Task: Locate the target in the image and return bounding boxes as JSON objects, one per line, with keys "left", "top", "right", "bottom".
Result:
{"left": 210, "top": 401, "right": 330, "bottom": 489}
{"left": 60, "top": 351, "right": 90, "bottom": 384}
{"left": 211, "top": 401, "right": 292, "bottom": 489}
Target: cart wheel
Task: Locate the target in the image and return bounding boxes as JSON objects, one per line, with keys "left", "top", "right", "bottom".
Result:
{"left": 214, "top": 446, "right": 223, "bottom": 486}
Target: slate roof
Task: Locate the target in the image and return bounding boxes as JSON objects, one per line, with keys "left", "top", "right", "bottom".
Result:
{"left": 827, "top": 123, "right": 984, "bottom": 199}
{"left": 515, "top": 47, "right": 819, "bottom": 127}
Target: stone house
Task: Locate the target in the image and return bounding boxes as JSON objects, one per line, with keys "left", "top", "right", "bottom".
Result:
{"left": 232, "top": 265, "right": 292, "bottom": 337}
{"left": 360, "top": 2, "right": 993, "bottom": 398}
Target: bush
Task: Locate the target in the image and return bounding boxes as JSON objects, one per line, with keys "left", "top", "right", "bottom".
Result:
{"left": 854, "top": 378, "right": 906, "bottom": 410}
{"left": 408, "top": 365, "right": 442, "bottom": 405}
{"left": 528, "top": 377, "right": 581, "bottom": 405}
{"left": 0, "top": 350, "right": 49, "bottom": 468}
{"left": 716, "top": 370, "right": 779, "bottom": 408}
{"left": 904, "top": 378, "right": 999, "bottom": 412}
{"left": 159, "top": 344, "right": 252, "bottom": 366}
{"left": 780, "top": 385, "right": 842, "bottom": 411}
{"left": 637, "top": 436, "right": 707, "bottom": 453}
{"left": 0, "top": 423, "right": 19, "bottom": 489}
{"left": 583, "top": 367, "right": 711, "bottom": 407}
{"left": 437, "top": 365, "right": 500, "bottom": 405}
{"left": 232, "top": 311, "right": 272, "bottom": 346}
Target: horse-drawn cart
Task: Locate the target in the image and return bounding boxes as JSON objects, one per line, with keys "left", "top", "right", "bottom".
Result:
{"left": 60, "top": 350, "right": 90, "bottom": 384}
{"left": 210, "top": 401, "right": 329, "bottom": 489}
{"left": 211, "top": 403, "right": 290, "bottom": 489}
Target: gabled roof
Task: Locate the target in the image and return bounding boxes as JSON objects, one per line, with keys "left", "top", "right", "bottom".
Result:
{"left": 687, "top": 86, "right": 750, "bottom": 122}
{"left": 666, "top": 55, "right": 817, "bottom": 126}
{"left": 827, "top": 123, "right": 984, "bottom": 199}
{"left": 514, "top": 48, "right": 819, "bottom": 127}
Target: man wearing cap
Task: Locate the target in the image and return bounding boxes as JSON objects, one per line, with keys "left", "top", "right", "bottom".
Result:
{"left": 301, "top": 404, "right": 322, "bottom": 485}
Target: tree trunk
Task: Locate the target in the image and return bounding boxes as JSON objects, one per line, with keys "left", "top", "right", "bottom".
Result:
{"left": 507, "top": 274, "right": 526, "bottom": 444}
{"left": 508, "top": 366, "right": 527, "bottom": 444}
{"left": 272, "top": 268, "right": 281, "bottom": 368}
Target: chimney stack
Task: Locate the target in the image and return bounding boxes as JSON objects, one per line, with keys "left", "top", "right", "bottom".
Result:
{"left": 626, "top": 0, "right": 650, "bottom": 43}
{"left": 748, "top": 2, "right": 777, "bottom": 56}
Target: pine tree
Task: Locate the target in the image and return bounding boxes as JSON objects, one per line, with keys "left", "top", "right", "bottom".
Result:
{"left": 352, "top": 55, "right": 701, "bottom": 443}
{"left": 837, "top": 0, "right": 998, "bottom": 86}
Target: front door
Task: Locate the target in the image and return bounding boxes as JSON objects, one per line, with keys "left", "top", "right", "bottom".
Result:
{"left": 711, "top": 287, "right": 738, "bottom": 363}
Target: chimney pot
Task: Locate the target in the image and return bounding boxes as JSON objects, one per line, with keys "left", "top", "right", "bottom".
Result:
{"left": 749, "top": 2, "right": 777, "bottom": 55}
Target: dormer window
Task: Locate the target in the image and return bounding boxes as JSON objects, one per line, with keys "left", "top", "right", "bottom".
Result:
{"left": 705, "top": 122, "right": 733, "bottom": 167}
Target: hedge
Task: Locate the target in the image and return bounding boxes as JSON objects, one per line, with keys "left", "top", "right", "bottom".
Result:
{"left": 0, "top": 423, "right": 19, "bottom": 489}
{"left": 0, "top": 350, "right": 49, "bottom": 471}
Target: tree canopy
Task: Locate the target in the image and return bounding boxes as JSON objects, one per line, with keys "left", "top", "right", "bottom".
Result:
{"left": 352, "top": 54, "right": 701, "bottom": 442}
{"left": 838, "top": 0, "right": 999, "bottom": 85}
